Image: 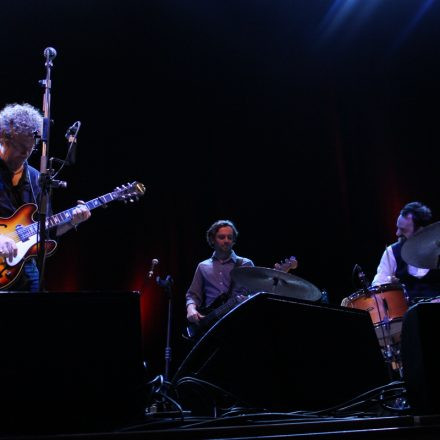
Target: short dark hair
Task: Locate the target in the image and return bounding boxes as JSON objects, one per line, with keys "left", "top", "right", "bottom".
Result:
{"left": 401, "top": 201, "right": 432, "bottom": 229}
{"left": 206, "top": 219, "right": 238, "bottom": 248}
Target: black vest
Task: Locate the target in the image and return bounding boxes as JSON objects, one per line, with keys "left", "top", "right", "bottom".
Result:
{"left": 392, "top": 240, "right": 440, "bottom": 304}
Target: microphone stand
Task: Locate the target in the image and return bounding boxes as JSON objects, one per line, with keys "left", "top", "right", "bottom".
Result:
{"left": 146, "top": 275, "right": 187, "bottom": 417}
{"left": 36, "top": 47, "right": 69, "bottom": 291}
{"left": 36, "top": 48, "right": 56, "bottom": 291}
{"left": 158, "top": 275, "right": 173, "bottom": 383}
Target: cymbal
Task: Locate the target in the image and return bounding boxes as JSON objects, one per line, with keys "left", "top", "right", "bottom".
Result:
{"left": 231, "top": 266, "right": 322, "bottom": 301}
{"left": 402, "top": 221, "right": 440, "bottom": 269}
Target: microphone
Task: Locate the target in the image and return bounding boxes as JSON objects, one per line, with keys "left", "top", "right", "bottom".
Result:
{"left": 43, "top": 47, "right": 57, "bottom": 60}
{"left": 148, "top": 259, "right": 159, "bottom": 279}
{"left": 356, "top": 264, "right": 370, "bottom": 291}
{"left": 65, "top": 121, "right": 81, "bottom": 140}
{"left": 64, "top": 121, "right": 81, "bottom": 165}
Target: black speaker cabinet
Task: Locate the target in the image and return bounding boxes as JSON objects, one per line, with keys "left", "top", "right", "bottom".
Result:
{"left": 401, "top": 302, "right": 440, "bottom": 414}
{"left": 173, "top": 292, "right": 389, "bottom": 413}
{"left": 0, "top": 291, "right": 146, "bottom": 433}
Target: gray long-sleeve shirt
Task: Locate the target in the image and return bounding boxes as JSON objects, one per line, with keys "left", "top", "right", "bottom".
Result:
{"left": 186, "top": 250, "right": 254, "bottom": 308}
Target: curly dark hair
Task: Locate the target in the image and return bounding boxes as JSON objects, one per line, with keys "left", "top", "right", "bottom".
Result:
{"left": 400, "top": 201, "right": 432, "bottom": 229}
{"left": 206, "top": 219, "right": 238, "bottom": 248}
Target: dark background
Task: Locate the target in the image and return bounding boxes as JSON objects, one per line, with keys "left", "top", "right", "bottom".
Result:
{"left": 2, "top": 0, "right": 440, "bottom": 377}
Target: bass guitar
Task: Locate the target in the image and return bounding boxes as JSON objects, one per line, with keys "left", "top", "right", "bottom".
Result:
{"left": 186, "top": 256, "right": 298, "bottom": 340}
{"left": 0, "top": 181, "right": 146, "bottom": 290}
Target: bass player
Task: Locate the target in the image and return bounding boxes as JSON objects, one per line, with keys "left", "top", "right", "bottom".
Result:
{"left": 185, "top": 219, "right": 254, "bottom": 332}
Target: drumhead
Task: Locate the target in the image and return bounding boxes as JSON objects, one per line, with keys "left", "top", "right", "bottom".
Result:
{"left": 368, "top": 283, "right": 405, "bottom": 293}
{"left": 347, "top": 289, "right": 367, "bottom": 301}
{"left": 347, "top": 283, "right": 408, "bottom": 303}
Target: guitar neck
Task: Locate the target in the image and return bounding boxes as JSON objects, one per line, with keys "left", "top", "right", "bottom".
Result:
{"left": 204, "top": 296, "right": 238, "bottom": 327}
{"left": 45, "top": 192, "right": 117, "bottom": 230}
{"left": 14, "top": 181, "right": 145, "bottom": 244}
{"left": 19, "top": 191, "right": 118, "bottom": 242}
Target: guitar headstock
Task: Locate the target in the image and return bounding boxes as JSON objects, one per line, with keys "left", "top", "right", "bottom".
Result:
{"left": 114, "top": 181, "right": 146, "bottom": 203}
{"left": 274, "top": 256, "right": 298, "bottom": 273}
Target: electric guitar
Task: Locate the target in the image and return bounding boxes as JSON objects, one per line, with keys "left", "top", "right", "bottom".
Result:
{"left": 186, "top": 256, "right": 298, "bottom": 340}
{"left": 0, "top": 181, "right": 146, "bottom": 290}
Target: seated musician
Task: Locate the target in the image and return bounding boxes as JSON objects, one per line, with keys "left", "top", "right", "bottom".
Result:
{"left": 371, "top": 201, "right": 440, "bottom": 305}
{"left": 0, "top": 103, "right": 91, "bottom": 291}
{"left": 341, "top": 201, "right": 440, "bottom": 307}
{"left": 186, "top": 219, "right": 254, "bottom": 328}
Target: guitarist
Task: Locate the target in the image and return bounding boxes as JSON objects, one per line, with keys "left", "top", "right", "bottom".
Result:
{"left": 0, "top": 103, "right": 91, "bottom": 291}
{"left": 186, "top": 219, "right": 254, "bottom": 332}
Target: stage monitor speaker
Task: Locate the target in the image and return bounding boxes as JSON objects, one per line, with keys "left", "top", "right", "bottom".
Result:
{"left": 0, "top": 291, "right": 147, "bottom": 433}
{"left": 173, "top": 292, "right": 389, "bottom": 413}
{"left": 401, "top": 302, "right": 440, "bottom": 414}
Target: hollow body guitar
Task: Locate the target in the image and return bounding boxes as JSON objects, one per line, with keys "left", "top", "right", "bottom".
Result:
{"left": 0, "top": 182, "right": 145, "bottom": 290}
{"left": 186, "top": 256, "right": 298, "bottom": 341}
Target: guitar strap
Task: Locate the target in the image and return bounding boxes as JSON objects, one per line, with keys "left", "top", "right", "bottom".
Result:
{"left": 225, "top": 257, "right": 243, "bottom": 299}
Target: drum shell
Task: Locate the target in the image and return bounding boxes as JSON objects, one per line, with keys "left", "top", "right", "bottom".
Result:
{"left": 347, "top": 284, "right": 408, "bottom": 325}
{"left": 346, "top": 284, "right": 408, "bottom": 342}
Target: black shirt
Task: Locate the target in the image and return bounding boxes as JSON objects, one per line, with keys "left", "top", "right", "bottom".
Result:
{"left": 0, "top": 159, "right": 41, "bottom": 216}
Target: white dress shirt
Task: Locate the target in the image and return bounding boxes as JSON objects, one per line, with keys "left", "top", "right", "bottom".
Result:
{"left": 372, "top": 245, "right": 429, "bottom": 286}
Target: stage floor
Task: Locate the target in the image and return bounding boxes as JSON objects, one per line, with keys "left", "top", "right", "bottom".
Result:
{"left": 2, "top": 413, "right": 440, "bottom": 440}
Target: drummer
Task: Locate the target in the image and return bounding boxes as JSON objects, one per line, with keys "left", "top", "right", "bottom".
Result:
{"left": 372, "top": 201, "right": 440, "bottom": 305}
{"left": 185, "top": 219, "right": 254, "bottom": 325}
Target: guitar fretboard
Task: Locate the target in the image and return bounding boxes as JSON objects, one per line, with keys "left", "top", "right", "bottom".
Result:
{"left": 203, "top": 296, "right": 240, "bottom": 328}
{"left": 17, "top": 192, "right": 117, "bottom": 241}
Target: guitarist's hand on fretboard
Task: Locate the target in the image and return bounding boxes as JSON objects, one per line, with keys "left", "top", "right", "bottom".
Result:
{"left": 72, "top": 200, "right": 91, "bottom": 224}
{"left": 56, "top": 200, "right": 91, "bottom": 236}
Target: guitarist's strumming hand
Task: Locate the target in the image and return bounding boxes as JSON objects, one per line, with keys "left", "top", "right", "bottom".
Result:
{"left": 0, "top": 235, "right": 18, "bottom": 263}
{"left": 187, "top": 303, "right": 205, "bottom": 323}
